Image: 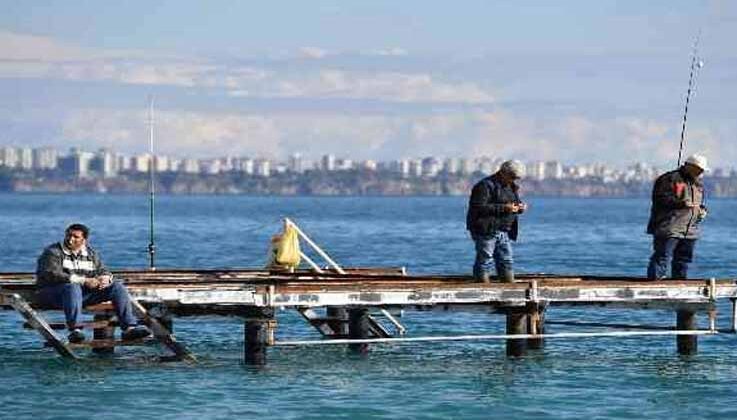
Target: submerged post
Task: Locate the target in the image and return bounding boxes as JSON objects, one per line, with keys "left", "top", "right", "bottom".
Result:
{"left": 327, "top": 307, "right": 349, "bottom": 337}
{"left": 244, "top": 308, "right": 276, "bottom": 365}
{"left": 526, "top": 302, "right": 546, "bottom": 350}
{"left": 92, "top": 313, "right": 115, "bottom": 354}
{"left": 506, "top": 308, "right": 527, "bottom": 357}
{"left": 676, "top": 310, "right": 697, "bottom": 355}
{"left": 348, "top": 308, "right": 370, "bottom": 353}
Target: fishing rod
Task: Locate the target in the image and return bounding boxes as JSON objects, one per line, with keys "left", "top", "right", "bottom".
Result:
{"left": 147, "top": 97, "right": 156, "bottom": 270}
{"left": 677, "top": 31, "right": 704, "bottom": 167}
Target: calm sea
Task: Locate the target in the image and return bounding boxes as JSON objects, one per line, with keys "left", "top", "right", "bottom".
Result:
{"left": 1, "top": 194, "right": 737, "bottom": 419}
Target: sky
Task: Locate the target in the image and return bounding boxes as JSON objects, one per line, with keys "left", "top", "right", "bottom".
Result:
{"left": 1, "top": 0, "right": 735, "bottom": 167}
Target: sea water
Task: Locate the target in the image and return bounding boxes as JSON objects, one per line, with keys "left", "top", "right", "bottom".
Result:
{"left": 1, "top": 194, "right": 736, "bottom": 419}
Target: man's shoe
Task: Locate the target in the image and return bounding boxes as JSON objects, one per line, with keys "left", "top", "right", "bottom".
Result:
{"left": 499, "top": 270, "right": 515, "bottom": 283}
{"left": 121, "top": 325, "right": 152, "bottom": 341}
{"left": 67, "top": 329, "right": 86, "bottom": 343}
{"left": 476, "top": 273, "right": 491, "bottom": 283}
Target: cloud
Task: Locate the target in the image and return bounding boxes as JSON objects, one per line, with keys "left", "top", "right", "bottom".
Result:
{"left": 298, "top": 46, "right": 329, "bottom": 59}
{"left": 0, "top": 30, "right": 494, "bottom": 105}
{"left": 0, "top": 31, "right": 93, "bottom": 61}
{"left": 365, "top": 48, "right": 408, "bottom": 57}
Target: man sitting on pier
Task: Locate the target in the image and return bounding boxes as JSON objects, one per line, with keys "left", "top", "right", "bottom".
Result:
{"left": 36, "top": 223, "right": 152, "bottom": 343}
{"left": 646, "top": 154, "right": 709, "bottom": 279}
{"left": 466, "top": 160, "right": 527, "bottom": 283}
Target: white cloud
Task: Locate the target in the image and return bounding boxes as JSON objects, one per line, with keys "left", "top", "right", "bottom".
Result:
{"left": 298, "top": 46, "right": 329, "bottom": 59}
{"left": 0, "top": 31, "right": 93, "bottom": 61}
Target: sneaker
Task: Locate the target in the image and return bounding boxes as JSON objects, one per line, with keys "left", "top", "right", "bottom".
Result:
{"left": 121, "top": 325, "right": 152, "bottom": 341}
{"left": 67, "top": 329, "right": 86, "bottom": 343}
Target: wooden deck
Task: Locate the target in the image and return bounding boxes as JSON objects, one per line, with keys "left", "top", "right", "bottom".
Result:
{"left": 2, "top": 268, "right": 736, "bottom": 363}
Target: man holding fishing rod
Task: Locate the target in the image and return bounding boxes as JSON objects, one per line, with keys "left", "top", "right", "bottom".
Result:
{"left": 36, "top": 223, "right": 152, "bottom": 343}
{"left": 646, "top": 154, "right": 709, "bottom": 280}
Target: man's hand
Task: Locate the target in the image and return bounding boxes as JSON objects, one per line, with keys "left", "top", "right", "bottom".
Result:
{"left": 504, "top": 202, "right": 526, "bottom": 214}
{"left": 83, "top": 275, "right": 112, "bottom": 290}
{"left": 697, "top": 205, "right": 708, "bottom": 222}
{"left": 97, "top": 274, "right": 113, "bottom": 289}
{"left": 83, "top": 277, "right": 101, "bottom": 289}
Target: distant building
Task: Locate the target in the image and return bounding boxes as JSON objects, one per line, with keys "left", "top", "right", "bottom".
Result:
{"left": 90, "top": 149, "right": 117, "bottom": 178}
{"left": 132, "top": 154, "right": 151, "bottom": 173}
{"left": 154, "top": 156, "right": 170, "bottom": 172}
{"left": 33, "top": 147, "right": 58, "bottom": 170}
{"left": 336, "top": 159, "right": 353, "bottom": 171}
{"left": 409, "top": 159, "right": 423, "bottom": 178}
{"left": 421, "top": 157, "right": 441, "bottom": 177}
{"left": 443, "top": 157, "right": 459, "bottom": 175}
{"left": 289, "top": 153, "right": 304, "bottom": 173}
{"left": 18, "top": 147, "right": 33, "bottom": 170}
{"left": 254, "top": 158, "right": 271, "bottom": 177}
{"left": 0, "top": 146, "right": 19, "bottom": 168}
{"left": 458, "top": 158, "right": 473, "bottom": 175}
{"left": 321, "top": 154, "right": 335, "bottom": 172}
{"left": 59, "top": 149, "right": 94, "bottom": 178}
{"left": 544, "top": 161, "right": 563, "bottom": 179}
{"left": 200, "top": 159, "right": 221, "bottom": 175}
{"left": 361, "top": 159, "right": 378, "bottom": 171}
{"left": 181, "top": 158, "right": 200, "bottom": 174}
{"left": 238, "top": 158, "right": 254, "bottom": 175}
{"left": 526, "top": 161, "right": 546, "bottom": 181}
{"left": 117, "top": 154, "right": 132, "bottom": 172}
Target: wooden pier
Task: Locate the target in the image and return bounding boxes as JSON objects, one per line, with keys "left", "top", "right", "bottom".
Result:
{"left": 2, "top": 268, "right": 736, "bottom": 364}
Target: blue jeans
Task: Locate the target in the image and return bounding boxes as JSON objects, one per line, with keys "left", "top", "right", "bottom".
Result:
{"left": 472, "top": 231, "right": 514, "bottom": 278}
{"left": 37, "top": 280, "right": 138, "bottom": 330}
{"left": 647, "top": 237, "right": 696, "bottom": 279}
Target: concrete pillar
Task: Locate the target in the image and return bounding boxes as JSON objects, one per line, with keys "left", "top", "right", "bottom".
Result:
{"left": 348, "top": 308, "right": 370, "bottom": 354}
{"left": 676, "top": 310, "right": 697, "bottom": 355}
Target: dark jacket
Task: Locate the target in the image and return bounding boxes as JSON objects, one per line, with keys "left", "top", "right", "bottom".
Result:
{"left": 646, "top": 168, "right": 706, "bottom": 239}
{"left": 36, "top": 242, "right": 110, "bottom": 289}
{"left": 466, "top": 173, "right": 521, "bottom": 240}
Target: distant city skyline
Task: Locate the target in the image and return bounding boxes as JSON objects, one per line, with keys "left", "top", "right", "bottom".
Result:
{"left": 3, "top": 144, "right": 736, "bottom": 183}
{"left": 2, "top": 1, "right": 736, "bottom": 166}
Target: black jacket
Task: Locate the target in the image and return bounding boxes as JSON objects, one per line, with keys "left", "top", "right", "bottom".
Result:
{"left": 646, "top": 168, "right": 706, "bottom": 239}
{"left": 466, "top": 173, "right": 521, "bottom": 240}
{"left": 36, "top": 242, "right": 110, "bottom": 289}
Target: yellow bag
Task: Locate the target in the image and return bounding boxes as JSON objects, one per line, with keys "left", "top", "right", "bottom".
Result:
{"left": 274, "top": 224, "right": 301, "bottom": 268}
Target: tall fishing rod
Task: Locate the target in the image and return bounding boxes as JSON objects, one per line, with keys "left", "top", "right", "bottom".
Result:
{"left": 147, "top": 97, "right": 156, "bottom": 270}
{"left": 677, "top": 32, "right": 704, "bottom": 167}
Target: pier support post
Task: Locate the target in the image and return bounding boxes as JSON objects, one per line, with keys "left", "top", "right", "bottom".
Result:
{"left": 149, "top": 304, "right": 173, "bottom": 333}
{"left": 348, "top": 308, "right": 370, "bottom": 354}
{"left": 244, "top": 308, "right": 275, "bottom": 365}
{"left": 327, "top": 307, "right": 349, "bottom": 337}
{"left": 92, "top": 313, "right": 115, "bottom": 354}
{"left": 526, "top": 302, "right": 546, "bottom": 350}
{"left": 506, "top": 308, "right": 527, "bottom": 357}
{"left": 676, "top": 310, "right": 697, "bottom": 355}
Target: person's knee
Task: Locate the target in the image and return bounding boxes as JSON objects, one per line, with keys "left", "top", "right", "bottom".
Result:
{"left": 109, "top": 280, "right": 131, "bottom": 297}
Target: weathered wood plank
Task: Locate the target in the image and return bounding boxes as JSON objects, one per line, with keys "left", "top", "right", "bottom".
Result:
{"left": 3, "top": 293, "right": 78, "bottom": 360}
{"left": 130, "top": 299, "right": 197, "bottom": 363}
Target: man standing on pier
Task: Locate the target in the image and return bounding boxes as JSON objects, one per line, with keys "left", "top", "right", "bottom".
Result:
{"left": 646, "top": 154, "right": 709, "bottom": 279}
{"left": 466, "top": 160, "right": 527, "bottom": 283}
{"left": 36, "top": 223, "right": 152, "bottom": 343}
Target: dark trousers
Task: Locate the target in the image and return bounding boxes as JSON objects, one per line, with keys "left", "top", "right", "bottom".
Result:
{"left": 472, "top": 231, "right": 514, "bottom": 278}
{"left": 37, "top": 281, "right": 138, "bottom": 330}
{"left": 647, "top": 237, "right": 696, "bottom": 279}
